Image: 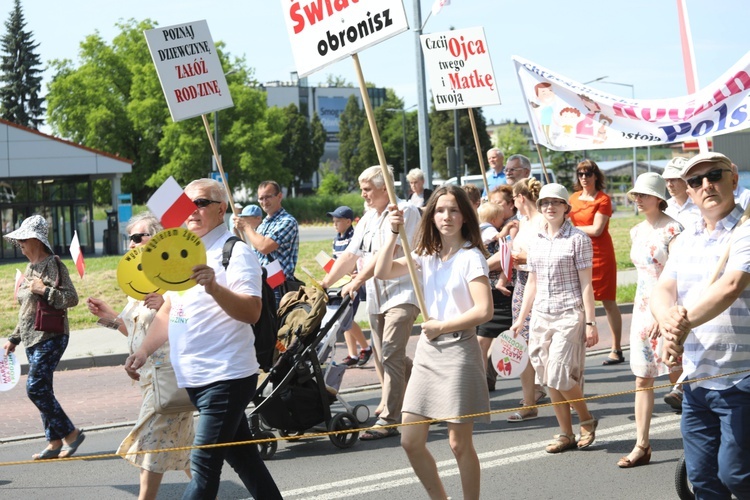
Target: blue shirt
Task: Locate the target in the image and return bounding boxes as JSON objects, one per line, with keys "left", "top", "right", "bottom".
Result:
{"left": 255, "top": 207, "right": 299, "bottom": 280}
{"left": 332, "top": 226, "right": 354, "bottom": 260}
{"left": 483, "top": 170, "right": 507, "bottom": 198}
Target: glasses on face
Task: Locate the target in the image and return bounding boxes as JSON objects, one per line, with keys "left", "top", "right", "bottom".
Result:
{"left": 258, "top": 193, "right": 279, "bottom": 202}
{"left": 539, "top": 199, "right": 566, "bottom": 208}
{"left": 505, "top": 167, "right": 525, "bottom": 174}
{"left": 685, "top": 168, "right": 731, "bottom": 189}
{"left": 193, "top": 198, "right": 221, "bottom": 209}
{"left": 129, "top": 233, "right": 150, "bottom": 244}
{"left": 577, "top": 170, "right": 594, "bottom": 178}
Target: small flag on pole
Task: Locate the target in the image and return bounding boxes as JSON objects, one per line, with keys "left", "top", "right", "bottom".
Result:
{"left": 315, "top": 251, "right": 335, "bottom": 273}
{"left": 264, "top": 261, "right": 286, "bottom": 289}
{"left": 147, "top": 176, "right": 196, "bottom": 228}
{"left": 70, "top": 231, "right": 85, "bottom": 278}
{"left": 499, "top": 240, "right": 513, "bottom": 282}
{"left": 13, "top": 269, "right": 23, "bottom": 301}
{"left": 432, "top": 0, "right": 451, "bottom": 16}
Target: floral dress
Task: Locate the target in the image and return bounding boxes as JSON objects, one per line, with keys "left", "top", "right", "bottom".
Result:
{"left": 629, "top": 219, "right": 683, "bottom": 378}
{"left": 116, "top": 298, "right": 194, "bottom": 473}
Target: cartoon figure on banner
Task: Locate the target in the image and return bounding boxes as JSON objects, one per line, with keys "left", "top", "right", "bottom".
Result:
{"left": 528, "top": 82, "right": 558, "bottom": 146}
{"left": 576, "top": 94, "right": 601, "bottom": 140}
{"left": 557, "top": 107, "right": 582, "bottom": 146}
{"left": 594, "top": 114, "right": 613, "bottom": 145}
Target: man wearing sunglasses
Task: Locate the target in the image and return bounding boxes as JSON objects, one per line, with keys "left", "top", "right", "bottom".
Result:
{"left": 651, "top": 152, "right": 750, "bottom": 499}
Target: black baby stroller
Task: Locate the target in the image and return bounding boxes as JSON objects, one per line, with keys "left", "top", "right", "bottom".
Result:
{"left": 247, "top": 285, "right": 369, "bottom": 459}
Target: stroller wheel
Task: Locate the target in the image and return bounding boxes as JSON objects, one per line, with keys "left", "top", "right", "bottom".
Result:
{"left": 353, "top": 404, "right": 370, "bottom": 424}
{"left": 279, "top": 429, "right": 304, "bottom": 442}
{"left": 328, "top": 412, "right": 359, "bottom": 449}
{"left": 675, "top": 453, "right": 694, "bottom": 500}
{"left": 256, "top": 431, "right": 277, "bottom": 460}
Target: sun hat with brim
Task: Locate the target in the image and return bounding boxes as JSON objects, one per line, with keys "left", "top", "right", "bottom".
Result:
{"left": 240, "top": 204, "right": 262, "bottom": 217}
{"left": 681, "top": 152, "right": 732, "bottom": 179}
{"left": 662, "top": 157, "right": 687, "bottom": 180}
{"left": 4, "top": 215, "right": 54, "bottom": 254}
{"left": 536, "top": 183, "right": 570, "bottom": 210}
{"left": 628, "top": 172, "right": 667, "bottom": 202}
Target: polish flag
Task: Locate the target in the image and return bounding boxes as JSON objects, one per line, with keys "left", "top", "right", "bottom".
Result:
{"left": 13, "top": 269, "right": 23, "bottom": 301}
{"left": 70, "top": 231, "right": 85, "bottom": 278}
{"left": 499, "top": 240, "right": 513, "bottom": 281}
{"left": 147, "top": 176, "right": 196, "bottom": 228}
{"left": 315, "top": 251, "right": 335, "bottom": 273}
{"left": 264, "top": 261, "right": 286, "bottom": 289}
{"left": 431, "top": 0, "right": 451, "bottom": 16}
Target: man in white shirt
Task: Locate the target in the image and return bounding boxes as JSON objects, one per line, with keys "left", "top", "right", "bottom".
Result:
{"left": 731, "top": 162, "right": 750, "bottom": 209}
{"left": 126, "top": 179, "right": 281, "bottom": 499}
{"left": 663, "top": 156, "right": 702, "bottom": 229}
{"left": 322, "top": 165, "right": 421, "bottom": 440}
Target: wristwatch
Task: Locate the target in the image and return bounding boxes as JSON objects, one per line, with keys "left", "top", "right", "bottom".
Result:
{"left": 585, "top": 321, "right": 596, "bottom": 326}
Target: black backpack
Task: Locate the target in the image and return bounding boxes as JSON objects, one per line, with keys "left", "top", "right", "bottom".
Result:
{"left": 222, "top": 236, "right": 278, "bottom": 371}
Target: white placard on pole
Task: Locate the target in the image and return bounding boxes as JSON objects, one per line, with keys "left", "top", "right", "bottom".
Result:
{"left": 144, "top": 20, "right": 233, "bottom": 122}
{"left": 281, "top": 0, "right": 409, "bottom": 77}
{"left": 420, "top": 26, "right": 501, "bottom": 111}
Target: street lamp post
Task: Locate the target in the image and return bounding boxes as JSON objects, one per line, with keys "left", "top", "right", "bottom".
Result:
{"left": 585, "top": 76, "right": 638, "bottom": 214}
{"left": 387, "top": 104, "right": 417, "bottom": 198}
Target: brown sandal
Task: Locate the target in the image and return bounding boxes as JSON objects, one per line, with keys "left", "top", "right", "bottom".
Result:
{"left": 577, "top": 418, "right": 598, "bottom": 449}
{"left": 617, "top": 444, "right": 652, "bottom": 468}
{"left": 545, "top": 433, "right": 577, "bottom": 453}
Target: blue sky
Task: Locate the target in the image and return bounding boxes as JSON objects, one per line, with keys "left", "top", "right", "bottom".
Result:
{"left": 18, "top": 0, "right": 749, "bottom": 127}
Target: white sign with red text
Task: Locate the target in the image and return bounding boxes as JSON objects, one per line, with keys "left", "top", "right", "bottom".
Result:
{"left": 144, "top": 20, "right": 233, "bottom": 122}
{"left": 490, "top": 330, "right": 528, "bottom": 379}
{"left": 281, "top": 0, "right": 409, "bottom": 77}
{"left": 421, "top": 26, "right": 501, "bottom": 111}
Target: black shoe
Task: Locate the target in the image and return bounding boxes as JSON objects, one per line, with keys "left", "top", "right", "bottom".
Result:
{"left": 357, "top": 347, "right": 372, "bottom": 366}
{"left": 602, "top": 350, "right": 625, "bottom": 365}
{"left": 341, "top": 355, "right": 359, "bottom": 367}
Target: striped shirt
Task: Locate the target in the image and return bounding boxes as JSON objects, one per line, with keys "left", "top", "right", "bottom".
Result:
{"left": 527, "top": 219, "right": 593, "bottom": 314}
{"left": 346, "top": 199, "right": 420, "bottom": 315}
{"left": 663, "top": 204, "right": 750, "bottom": 390}
{"left": 255, "top": 207, "right": 299, "bottom": 280}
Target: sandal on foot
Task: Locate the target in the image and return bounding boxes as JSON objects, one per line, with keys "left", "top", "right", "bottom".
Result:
{"left": 617, "top": 444, "right": 652, "bottom": 468}
{"left": 32, "top": 446, "right": 62, "bottom": 460}
{"left": 602, "top": 350, "right": 625, "bottom": 365}
{"left": 360, "top": 425, "right": 399, "bottom": 441}
{"left": 545, "top": 433, "right": 577, "bottom": 453}
{"left": 519, "top": 389, "right": 547, "bottom": 406}
{"left": 507, "top": 408, "right": 539, "bottom": 423}
{"left": 577, "top": 418, "right": 598, "bottom": 449}
{"left": 59, "top": 429, "right": 85, "bottom": 458}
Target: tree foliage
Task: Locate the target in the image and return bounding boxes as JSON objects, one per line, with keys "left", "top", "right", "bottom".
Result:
{"left": 429, "top": 106, "right": 492, "bottom": 179}
{"left": 0, "top": 0, "right": 44, "bottom": 129}
{"left": 495, "top": 123, "right": 532, "bottom": 158}
{"left": 337, "top": 95, "right": 364, "bottom": 186}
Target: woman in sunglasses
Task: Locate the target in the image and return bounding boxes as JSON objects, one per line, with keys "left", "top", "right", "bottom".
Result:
{"left": 569, "top": 159, "right": 624, "bottom": 365}
{"left": 86, "top": 212, "right": 194, "bottom": 500}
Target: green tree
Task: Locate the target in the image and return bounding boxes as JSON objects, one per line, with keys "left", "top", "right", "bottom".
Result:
{"left": 338, "top": 95, "right": 364, "bottom": 186}
{"left": 429, "top": 106, "right": 492, "bottom": 179}
{"left": 495, "top": 123, "right": 531, "bottom": 158}
{"left": 324, "top": 74, "right": 352, "bottom": 87}
{"left": 0, "top": 0, "right": 44, "bottom": 129}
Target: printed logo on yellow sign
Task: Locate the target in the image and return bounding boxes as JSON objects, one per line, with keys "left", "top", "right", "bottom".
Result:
{"left": 116, "top": 246, "right": 163, "bottom": 300}
{"left": 141, "top": 228, "right": 206, "bottom": 291}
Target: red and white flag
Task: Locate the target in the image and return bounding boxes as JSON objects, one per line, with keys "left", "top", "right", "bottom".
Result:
{"left": 13, "top": 269, "right": 23, "bottom": 301}
{"left": 315, "top": 251, "right": 335, "bottom": 273}
{"left": 147, "top": 176, "right": 196, "bottom": 228}
{"left": 70, "top": 231, "right": 85, "bottom": 278}
{"left": 432, "top": 0, "right": 451, "bottom": 16}
{"left": 499, "top": 240, "right": 513, "bottom": 282}
{"left": 264, "top": 261, "right": 286, "bottom": 289}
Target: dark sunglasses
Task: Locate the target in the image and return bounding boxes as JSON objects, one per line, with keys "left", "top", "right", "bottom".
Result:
{"left": 577, "top": 170, "right": 594, "bottom": 178}
{"left": 129, "top": 233, "right": 150, "bottom": 244}
{"left": 193, "top": 198, "right": 221, "bottom": 208}
{"left": 685, "top": 168, "right": 731, "bottom": 189}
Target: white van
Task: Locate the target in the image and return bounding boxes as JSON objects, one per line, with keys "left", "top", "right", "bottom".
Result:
{"left": 441, "top": 168, "right": 557, "bottom": 190}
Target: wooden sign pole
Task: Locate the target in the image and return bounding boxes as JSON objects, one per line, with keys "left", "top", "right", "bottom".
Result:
{"left": 467, "top": 108, "right": 491, "bottom": 197}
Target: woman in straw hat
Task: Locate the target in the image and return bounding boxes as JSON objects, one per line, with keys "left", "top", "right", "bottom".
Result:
{"left": 617, "top": 173, "right": 683, "bottom": 468}
{"left": 2, "top": 215, "right": 84, "bottom": 460}
{"left": 511, "top": 183, "right": 599, "bottom": 454}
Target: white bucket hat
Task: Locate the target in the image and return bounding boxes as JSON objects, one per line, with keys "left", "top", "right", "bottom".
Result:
{"left": 628, "top": 172, "right": 667, "bottom": 202}
{"left": 662, "top": 157, "right": 687, "bottom": 180}
{"left": 4, "top": 215, "right": 54, "bottom": 253}
{"left": 536, "top": 183, "right": 570, "bottom": 210}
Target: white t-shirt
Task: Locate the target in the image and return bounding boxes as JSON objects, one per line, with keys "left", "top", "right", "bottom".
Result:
{"left": 168, "top": 226, "right": 261, "bottom": 387}
{"left": 414, "top": 246, "right": 488, "bottom": 321}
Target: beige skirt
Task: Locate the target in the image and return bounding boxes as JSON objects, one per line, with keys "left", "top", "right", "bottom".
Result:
{"left": 402, "top": 329, "right": 490, "bottom": 424}
{"left": 528, "top": 308, "right": 586, "bottom": 392}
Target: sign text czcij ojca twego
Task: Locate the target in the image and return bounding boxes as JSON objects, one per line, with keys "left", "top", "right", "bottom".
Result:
{"left": 144, "top": 20, "right": 233, "bottom": 122}
{"left": 282, "top": 0, "right": 409, "bottom": 77}
{"left": 421, "top": 26, "right": 501, "bottom": 111}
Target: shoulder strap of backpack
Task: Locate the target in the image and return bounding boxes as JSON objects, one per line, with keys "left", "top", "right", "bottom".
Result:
{"left": 222, "top": 236, "right": 242, "bottom": 270}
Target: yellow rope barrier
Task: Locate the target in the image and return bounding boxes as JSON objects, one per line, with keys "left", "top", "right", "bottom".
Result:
{"left": 1, "top": 368, "right": 747, "bottom": 468}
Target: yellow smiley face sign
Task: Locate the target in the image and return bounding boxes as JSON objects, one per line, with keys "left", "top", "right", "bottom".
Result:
{"left": 116, "top": 246, "right": 163, "bottom": 300}
{"left": 141, "top": 228, "right": 207, "bottom": 291}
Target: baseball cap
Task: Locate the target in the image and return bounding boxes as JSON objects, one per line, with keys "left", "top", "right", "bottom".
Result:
{"left": 327, "top": 206, "right": 354, "bottom": 220}
{"left": 681, "top": 152, "right": 732, "bottom": 179}
{"left": 240, "top": 204, "right": 262, "bottom": 217}
{"left": 662, "top": 157, "right": 687, "bottom": 180}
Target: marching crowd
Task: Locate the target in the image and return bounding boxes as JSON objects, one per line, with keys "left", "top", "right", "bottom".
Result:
{"left": 4, "top": 149, "right": 749, "bottom": 499}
